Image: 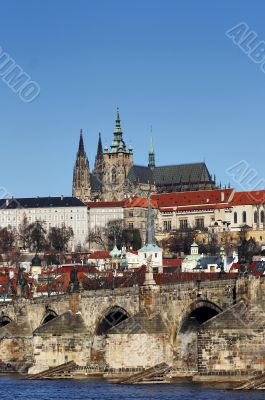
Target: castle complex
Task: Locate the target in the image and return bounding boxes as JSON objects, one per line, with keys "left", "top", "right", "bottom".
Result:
{"left": 72, "top": 109, "right": 216, "bottom": 202}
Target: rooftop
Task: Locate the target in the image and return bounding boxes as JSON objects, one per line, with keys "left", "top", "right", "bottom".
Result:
{"left": 152, "top": 188, "right": 234, "bottom": 208}
{"left": 87, "top": 200, "right": 125, "bottom": 208}
{"left": 125, "top": 196, "right": 158, "bottom": 209}
{"left": 231, "top": 190, "right": 265, "bottom": 205}
{"left": 127, "top": 162, "right": 214, "bottom": 188}
{"left": 0, "top": 196, "right": 86, "bottom": 210}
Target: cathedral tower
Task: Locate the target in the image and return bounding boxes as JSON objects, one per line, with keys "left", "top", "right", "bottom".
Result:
{"left": 72, "top": 129, "right": 91, "bottom": 202}
{"left": 102, "top": 109, "right": 133, "bottom": 200}
{"left": 148, "top": 136, "right": 155, "bottom": 169}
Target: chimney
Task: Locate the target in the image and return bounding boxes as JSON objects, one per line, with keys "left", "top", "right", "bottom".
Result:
{"left": 61, "top": 195, "right": 64, "bottom": 201}
{"left": 5, "top": 199, "right": 9, "bottom": 207}
{"left": 221, "top": 192, "right": 225, "bottom": 202}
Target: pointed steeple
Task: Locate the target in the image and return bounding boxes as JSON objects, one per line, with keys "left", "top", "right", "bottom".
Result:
{"left": 72, "top": 129, "right": 91, "bottom": 202}
{"left": 78, "top": 129, "right": 85, "bottom": 155}
{"left": 146, "top": 194, "right": 156, "bottom": 245}
{"left": 148, "top": 131, "right": 155, "bottom": 169}
{"left": 110, "top": 107, "right": 126, "bottom": 152}
{"left": 96, "top": 132, "right": 103, "bottom": 159}
{"left": 115, "top": 107, "right": 122, "bottom": 134}
{"left": 94, "top": 132, "right": 104, "bottom": 180}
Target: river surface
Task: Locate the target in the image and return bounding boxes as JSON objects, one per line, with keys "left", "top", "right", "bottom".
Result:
{"left": 0, "top": 377, "right": 264, "bottom": 400}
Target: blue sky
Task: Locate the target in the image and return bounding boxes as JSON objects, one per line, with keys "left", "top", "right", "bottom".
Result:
{"left": 0, "top": 0, "right": 265, "bottom": 197}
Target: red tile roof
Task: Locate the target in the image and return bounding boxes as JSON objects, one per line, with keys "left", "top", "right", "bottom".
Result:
{"left": 87, "top": 201, "right": 125, "bottom": 208}
{"left": 231, "top": 190, "right": 265, "bottom": 205}
{"left": 125, "top": 197, "right": 158, "bottom": 209}
{"left": 57, "top": 265, "right": 99, "bottom": 274}
{"left": 88, "top": 251, "right": 110, "bottom": 259}
{"left": 152, "top": 189, "right": 234, "bottom": 209}
{"left": 163, "top": 258, "right": 182, "bottom": 267}
{"left": 127, "top": 249, "right": 138, "bottom": 255}
{"left": 160, "top": 204, "right": 232, "bottom": 213}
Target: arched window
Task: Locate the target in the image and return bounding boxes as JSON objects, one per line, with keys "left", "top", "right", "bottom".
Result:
{"left": 261, "top": 210, "right": 265, "bottom": 223}
{"left": 111, "top": 167, "right": 117, "bottom": 184}
{"left": 234, "top": 212, "right": 237, "bottom": 224}
{"left": 254, "top": 211, "right": 258, "bottom": 223}
{"left": 242, "top": 211, "right": 247, "bottom": 224}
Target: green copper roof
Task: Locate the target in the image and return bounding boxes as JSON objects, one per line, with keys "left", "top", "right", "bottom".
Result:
{"left": 110, "top": 245, "right": 122, "bottom": 258}
{"left": 108, "top": 109, "right": 131, "bottom": 154}
{"left": 139, "top": 243, "right": 162, "bottom": 253}
{"left": 149, "top": 136, "right": 154, "bottom": 155}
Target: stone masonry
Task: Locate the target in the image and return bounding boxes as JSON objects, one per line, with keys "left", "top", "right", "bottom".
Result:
{"left": 0, "top": 278, "right": 238, "bottom": 375}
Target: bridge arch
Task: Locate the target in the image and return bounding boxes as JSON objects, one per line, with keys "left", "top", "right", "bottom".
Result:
{"left": 41, "top": 309, "right": 58, "bottom": 325}
{"left": 96, "top": 306, "right": 130, "bottom": 335}
{"left": 0, "top": 315, "right": 12, "bottom": 327}
{"left": 178, "top": 299, "right": 222, "bottom": 335}
{"left": 172, "top": 299, "right": 223, "bottom": 371}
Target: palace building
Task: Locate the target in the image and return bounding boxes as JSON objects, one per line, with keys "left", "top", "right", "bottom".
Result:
{"left": 72, "top": 109, "right": 216, "bottom": 202}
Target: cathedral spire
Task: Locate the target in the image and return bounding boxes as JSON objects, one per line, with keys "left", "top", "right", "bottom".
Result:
{"left": 78, "top": 129, "right": 85, "bottom": 155}
{"left": 110, "top": 107, "right": 126, "bottom": 152}
{"left": 96, "top": 132, "right": 103, "bottom": 159}
{"left": 115, "top": 107, "right": 122, "bottom": 134}
{"left": 72, "top": 129, "right": 91, "bottom": 202}
{"left": 148, "top": 129, "right": 155, "bottom": 169}
{"left": 94, "top": 132, "right": 104, "bottom": 180}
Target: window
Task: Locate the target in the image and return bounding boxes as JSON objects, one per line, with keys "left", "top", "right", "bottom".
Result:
{"left": 195, "top": 218, "right": 204, "bottom": 229}
{"left": 163, "top": 220, "right": 172, "bottom": 231}
{"left": 112, "top": 167, "right": 117, "bottom": 184}
{"left": 180, "top": 219, "right": 188, "bottom": 230}
{"left": 129, "top": 211, "right": 133, "bottom": 217}
{"left": 261, "top": 210, "right": 265, "bottom": 223}
{"left": 254, "top": 211, "right": 258, "bottom": 224}
{"left": 155, "top": 253, "right": 157, "bottom": 258}
{"left": 242, "top": 211, "right": 247, "bottom": 224}
{"left": 128, "top": 222, "right": 134, "bottom": 229}
{"left": 234, "top": 212, "right": 237, "bottom": 224}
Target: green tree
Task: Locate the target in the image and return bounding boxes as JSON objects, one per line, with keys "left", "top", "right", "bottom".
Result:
{"left": 122, "top": 228, "right": 142, "bottom": 250}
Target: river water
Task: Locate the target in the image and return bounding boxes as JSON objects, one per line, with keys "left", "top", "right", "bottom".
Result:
{"left": 0, "top": 377, "right": 264, "bottom": 400}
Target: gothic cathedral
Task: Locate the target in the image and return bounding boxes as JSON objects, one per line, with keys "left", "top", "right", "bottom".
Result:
{"left": 72, "top": 109, "right": 216, "bottom": 203}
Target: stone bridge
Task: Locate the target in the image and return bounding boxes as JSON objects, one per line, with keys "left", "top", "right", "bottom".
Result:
{"left": 0, "top": 276, "right": 238, "bottom": 375}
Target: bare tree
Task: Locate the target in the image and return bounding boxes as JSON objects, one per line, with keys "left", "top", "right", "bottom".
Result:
{"left": 0, "top": 227, "right": 16, "bottom": 253}
{"left": 107, "top": 219, "right": 123, "bottom": 249}
{"left": 18, "top": 213, "right": 29, "bottom": 250}
{"left": 87, "top": 228, "right": 108, "bottom": 251}
{"left": 48, "top": 224, "right": 74, "bottom": 252}
{"left": 24, "top": 220, "right": 47, "bottom": 252}
{"left": 238, "top": 224, "right": 260, "bottom": 264}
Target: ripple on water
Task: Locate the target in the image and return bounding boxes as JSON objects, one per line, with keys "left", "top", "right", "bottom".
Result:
{"left": 0, "top": 377, "right": 265, "bottom": 400}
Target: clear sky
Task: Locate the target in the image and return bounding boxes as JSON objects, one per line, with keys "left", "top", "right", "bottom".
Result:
{"left": 0, "top": 0, "right": 265, "bottom": 197}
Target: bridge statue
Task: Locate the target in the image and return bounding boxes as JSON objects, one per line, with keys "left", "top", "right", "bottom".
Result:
{"left": 144, "top": 254, "right": 156, "bottom": 286}
{"left": 69, "top": 265, "right": 80, "bottom": 293}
